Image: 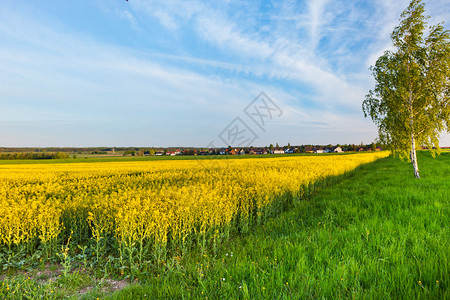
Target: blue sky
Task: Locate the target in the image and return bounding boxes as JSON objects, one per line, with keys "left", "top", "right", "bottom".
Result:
{"left": 1, "top": 0, "right": 449, "bottom": 147}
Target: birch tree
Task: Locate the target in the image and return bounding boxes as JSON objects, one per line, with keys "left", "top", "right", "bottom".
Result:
{"left": 363, "top": 0, "right": 450, "bottom": 178}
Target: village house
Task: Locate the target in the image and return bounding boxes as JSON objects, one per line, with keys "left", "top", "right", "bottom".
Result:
{"left": 333, "top": 146, "right": 343, "bottom": 153}
{"left": 304, "top": 146, "right": 314, "bottom": 153}
{"left": 272, "top": 148, "right": 285, "bottom": 154}
{"left": 284, "top": 148, "right": 295, "bottom": 154}
{"left": 253, "top": 148, "right": 268, "bottom": 155}
{"left": 166, "top": 149, "right": 181, "bottom": 156}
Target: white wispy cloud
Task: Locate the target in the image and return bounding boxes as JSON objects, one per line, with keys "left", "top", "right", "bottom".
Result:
{"left": 306, "top": 0, "right": 330, "bottom": 50}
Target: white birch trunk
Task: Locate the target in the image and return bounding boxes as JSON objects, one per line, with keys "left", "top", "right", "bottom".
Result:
{"left": 411, "top": 135, "right": 420, "bottom": 178}
{"left": 408, "top": 79, "right": 420, "bottom": 178}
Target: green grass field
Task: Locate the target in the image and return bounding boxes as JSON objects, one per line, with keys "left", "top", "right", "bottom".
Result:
{"left": 0, "top": 152, "right": 355, "bottom": 165}
{"left": 1, "top": 151, "right": 448, "bottom": 299}
{"left": 109, "top": 151, "right": 449, "bottom": 299}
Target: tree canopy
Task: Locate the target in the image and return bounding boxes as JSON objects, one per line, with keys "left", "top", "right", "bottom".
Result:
{"left": 363, "top": 0, "right": 450, "bottom": 178}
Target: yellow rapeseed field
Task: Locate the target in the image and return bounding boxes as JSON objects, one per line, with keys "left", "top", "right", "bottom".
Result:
{"left": 0, "top": 152, "right": 388, "bottom": 265}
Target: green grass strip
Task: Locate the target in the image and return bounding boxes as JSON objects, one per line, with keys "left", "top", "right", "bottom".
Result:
{"left": 108, "top": 151, "right": 449, "bottom": 299}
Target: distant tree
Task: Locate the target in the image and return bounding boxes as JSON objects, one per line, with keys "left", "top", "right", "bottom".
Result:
{"left": 123, "top": 150, "right": 136, "bottom": 156}
{"left": 363, "top": 0, "right": 450, "bottom": 178}
{"left": 276, "top": 143, "right": 279, "bottom": 148}
{"left": 55, "top": 152, "right": 69, "bottom": 159}
{"left": 136, "top": 149, "right": 145, "bottom": 156}
{"left": 149, "top": 149, "right": 155, "bottom": 156}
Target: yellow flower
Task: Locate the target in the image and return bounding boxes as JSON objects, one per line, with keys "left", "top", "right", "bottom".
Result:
{"left": 0, "top": 152, "right": 388, "bottom": 268}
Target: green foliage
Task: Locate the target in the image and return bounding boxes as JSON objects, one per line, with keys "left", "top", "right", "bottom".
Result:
{"left": 122, "top": 150, "right": 135, "bottom": 156}
{"left": 0, "top": 270, "right": 109, "bottom": 299}
{"left": 363, "top": 0, "right": 450, "bottom": 165}
{"left": 0, "top": 152, "right": 70, "bottom": 160}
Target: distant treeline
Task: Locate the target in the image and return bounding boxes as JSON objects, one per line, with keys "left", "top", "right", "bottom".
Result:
{"left": 0, "top": 147, "right": 184, "bottom": 154}
{"left": 0, "top": 152, "right": 69, "bottom": 160}
{"left": 0, "top": 147, "right": 115, "bottom": 153}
